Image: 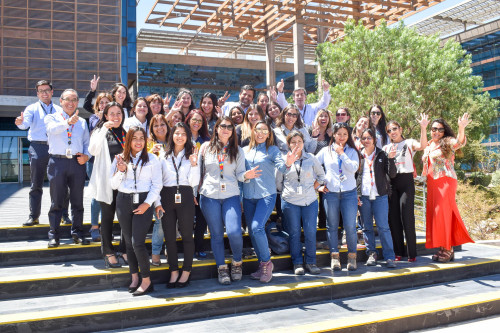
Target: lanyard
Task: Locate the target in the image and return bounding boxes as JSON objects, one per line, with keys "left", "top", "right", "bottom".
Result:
{"left": 40, "top": 102, "right": 53, "bottom": 116}
{"left": 293, "top": 158, "right": 303, "bottom": 184}
{"left": 336, "top": 146, "right": 347, "bottom": 174}
{"left": 61, "top": 113, "right": 74, "bottom": 146}
{"left": 131, "top": 156, "right": 141, "bottom": 193}
{"left": 364, "top": 151, "right": 376, "bottom": 187}
{"left": 111, "top": 129, "right": 126, "bottom": 148}
{"left": 171, "top": 154, "right": 184, "bottom": 192}
{"left": 301, "top": 105, "right": 307, "bottom": 119}
{"left": 217, "top": 144, "right": 228, "bottom": 180}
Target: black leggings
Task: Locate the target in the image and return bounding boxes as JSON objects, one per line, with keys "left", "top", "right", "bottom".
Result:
{"left": 161, "top": 186, "right": 195, "bottom": 272}
{"left": 116, "top": 192, "right": 153, "bottom": 278}
{"left": 99, "top": 190, "right": 125, "bottom": 256}
{"left": 388, "top": 173, "right": 417, "bottom": 258}
{"left": 194, "top": 193, "right": 207, "bottom": 253}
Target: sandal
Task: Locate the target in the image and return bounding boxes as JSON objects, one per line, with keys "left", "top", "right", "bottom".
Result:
{"left": 437, "top": 249, "right": 454, "bottom": 263}
{"left": 432, "top": 247, "right": 445, "bottom": 262}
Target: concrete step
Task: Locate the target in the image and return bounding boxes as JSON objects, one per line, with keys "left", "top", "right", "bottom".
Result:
{"left": 0, "top": 243, "right": 498, "bottom": 332}
{"left": 104, "top": 274, "right": 500, "bottom": 333}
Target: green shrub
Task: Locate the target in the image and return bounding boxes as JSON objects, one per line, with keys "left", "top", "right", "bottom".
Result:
{"left": 455, "top": 168, "right": 466, "bottom": 181}
{"left": 491, "top": 170, "right": 500, "bottom": 187}
{"left": 468, "top": 172, "right": 492, "bottom": 187}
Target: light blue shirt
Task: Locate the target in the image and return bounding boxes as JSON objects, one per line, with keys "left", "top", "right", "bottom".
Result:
{"left": 16, "top": 101, "right": 62, "bottom": 141}
{"left": 243, "top": 143, "right": 286, "bottom": 199}
{"left": 44, "top": 110, "right": 90, "bottom": 158}
{"left": 316, "top": 144, "right": 359, "bottom": 192}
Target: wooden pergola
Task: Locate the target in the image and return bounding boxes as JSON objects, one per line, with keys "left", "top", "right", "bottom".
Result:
{"left": 145, "top": 0, "right": 445, "bottom": 88}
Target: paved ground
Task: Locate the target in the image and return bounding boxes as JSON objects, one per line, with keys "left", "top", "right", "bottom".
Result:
{"left": 0, "top": 183, "right": 93, "bottom": 227}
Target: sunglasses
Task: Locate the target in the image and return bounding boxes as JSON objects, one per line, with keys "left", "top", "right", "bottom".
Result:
{"left": 387, "top": 127, "right": 399, "bottom": 134}
{"left": 190, "top": 118, "right": 203, "bottom": 124}
{"left": 286, "top": 113, "right": 299, "bottom": 118}
{"left": 371, "top": 111, "right": 381, "bottom": 116}
{"left": 219, "top": 124, "right": 234, "bottom": 131}
{"left": 431, "top": 127, "right": 445, "bottom": 133}
{"left": 255, "top": 128, "right": 269, "bottom": 135}
{"left": 336, "top": 112, "right": 347, "bottom": 117}
{"left": 361, "top": 136, "right": 373, "bottom": 141}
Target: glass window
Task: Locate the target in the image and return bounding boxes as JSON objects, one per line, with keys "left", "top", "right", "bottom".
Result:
{"left": 3, "top": 47, "right": 26, "bottom": 57}
{"left": 99, "top": 24, "right": 119, "bottom": 34}
{"left": 77, "top": 52, "right": 97, "bottom": 62}
{"left": 28, "top": 9, "right": 51, "bottom": 20}
{"left": 100, "top": 0, "right": 120, "bottom": 8}
{"left": 3, "top": 38, "right": 26, "bottom": 47}
{"left": 52, "top": 21, "right": 75, "bottom": 31}
{"left": 53, "top": 11, "right": 74, "bottom": 21}
{"left": 51, "top": 60, "right": 75, "bottom": 70}
{"left": 99, "top": 44, "right": 118, "bottom": 53}
{"left": 77, "top": 13, "right": 97, "bottom": 23}
{"left": 99, "top": 62, "right": 119, "bottom": 72}
{"left": 77, "top": 61, "right": 97, "bottom": 71}
{"left": 99, "top": 35, "right": 119, "bottom": 43}
{"left": 77, "top": 33, "right": 98, "bottom": 43}
{"left": 53, "top": 1, "right": 75, "bottom": 12}
{"left": 3, "top": 57, "right": 26, "bottom": 67}
{"left": 100, "top": 52, "right": 118, "bottom": 63}
{"left": 52, "top": 31, "right": 74, "bottom": 41}
{"left": 0, "top": 137, "right": 20, "bottom": 183}
{"left": 77, "top": 4, "right": 95, "bottom": 14}
{"left": 3, "top": 17, "right": 27, "bottom": 27}
{"left": 3, "top": 68, "right": 26, "bottom": 77}
{"left": 53, "top": 50, "right": 75, "bottom": 60}
{"left": 77, "top": 23, "right": 98, "bottom": 33}
{"left": 28, "top": 19, "right": 51, "bottom": 29}
{"left": 4, "top": 78, "right": 27, "bottom": 88}
{"left": 29, "top": 48, "right": 51, "bottom": 58}
{"left": 3, "top": 7, "right": 27, "bottom": 18}
{"left": 29, "top": 0, "right": 51, "bottom": 10}
{"left": 4, "top": 87, "right": 28, "bottom": 95}
{"left": 52, "top": 70, "right": 74, "bottom": 80}
{"left": 4, "top": 0, "right": 27, "bottom": 7}
{"left": 99, "top": 14, "right": 119, "bottom": 25}
{"left": 28, "top": 69, "right": 48, "bottom": 78}
{"left": 28, "top": 39, "right": 50, "bottom": 49}
{"left": 28, "top": 58, "right": 51, "bottom": 68}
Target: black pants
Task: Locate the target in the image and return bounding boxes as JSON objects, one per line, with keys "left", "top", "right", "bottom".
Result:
{"left": 388, "top": 173, "right": 417, "bottom": 258}
{"left": 99, "top": 190, "right": 125, "bottom": 256}
{"left": 161, "top": 186, "right": 195, "bottom": 272}
{"left": 194, "top": 193, "right": 207, "bottom": 253}
{"left": 318, "top": 192, "right": 326, "bottom": 229}
{"left": 116, "top": 192, "right": 153, "bottom": 278}
{"left": 47, "top": 156, "right": 85, "bottom": 240}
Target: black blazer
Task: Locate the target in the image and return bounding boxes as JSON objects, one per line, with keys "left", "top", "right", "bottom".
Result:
{"left": 356, "top": 147, "right": 396, "bottom": 197}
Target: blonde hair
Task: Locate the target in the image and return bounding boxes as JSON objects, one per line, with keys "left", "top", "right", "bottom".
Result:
{"left": 313, "top": 109, "right": 333, "bottom": 131}
{"left": 240, "top": 104, "right": 265, "bottom": 142}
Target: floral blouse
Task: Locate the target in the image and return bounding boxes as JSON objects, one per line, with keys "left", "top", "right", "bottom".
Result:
{"left": 421, "top": 137, "right": 466, "bottom": 180}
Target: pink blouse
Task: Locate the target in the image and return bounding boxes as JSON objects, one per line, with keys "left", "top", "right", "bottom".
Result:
{"left": 421, "top": 137, "right": 466, "bottom": 180}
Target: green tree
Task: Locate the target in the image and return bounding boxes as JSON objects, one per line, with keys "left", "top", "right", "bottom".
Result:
{"left": 316, "top": 20, "right": 498, "bottom": 141}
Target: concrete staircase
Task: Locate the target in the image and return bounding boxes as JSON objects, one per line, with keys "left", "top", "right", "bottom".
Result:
{"left": 1, "top": 222, "right": 499, "bottom": 332}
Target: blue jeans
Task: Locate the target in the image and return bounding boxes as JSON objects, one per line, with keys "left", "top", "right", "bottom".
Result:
{"left": 282, "top": 199, "right": 318, "bottom": 265}
{"left": 323, "top": 190, "right": 358, "bottom": 253}
{"left": 243, "top": 195, "right": 276, "bottom": 262}
{"left": 359, "top": 195, "right": 395, "bottom": 261}
{"left": 200, "top": 195, "right": 242, "bottom": 266}
{"left": 86, "top": 161, "right": 101, "bottom": 227}
{"left": 151, "top": 213, "right": 164, "bottom": 255}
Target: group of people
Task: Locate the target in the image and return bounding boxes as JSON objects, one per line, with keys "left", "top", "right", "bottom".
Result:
{"left": 16, "top": 77, "right": 474, "bottom": 297}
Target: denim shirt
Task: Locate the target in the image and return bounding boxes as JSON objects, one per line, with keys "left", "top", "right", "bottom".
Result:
{"left": 243, "top": 143, "right": 286, "bottom": 199}
{"left": 273, "top": 125, "right": 317, "bottom": 154}
{"left": 199, "top": 143, "right": 246, "bottom": 200}
{"left": 277, "top": 152, "right": 325, "bottom": 206}
{"left": 316, "top": 144, "right": 359, "bottom": 192}
{"left": 17, "top": 101, "right": 62, "bottom": 141}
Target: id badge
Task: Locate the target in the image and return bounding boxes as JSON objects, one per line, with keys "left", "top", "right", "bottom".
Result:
{"left": 339, "top": 174, "right": 347, "bottom": 182}
{"left": 133, "top": 193, "right": 139, "bottom": 204}
{"left": 65, "top": 148, "right": 72, "bottom": 158}
{"left": 175, "top": 193, "right": 182, "bottom": 204}
{"left": 297, "top": 186, "right": 303, "bottom": 195}
{"left": 369, "top": 191, "right": 376, "bottom": 201}
{"left": 220, "top": 182, "right": 226, "bottom": 192}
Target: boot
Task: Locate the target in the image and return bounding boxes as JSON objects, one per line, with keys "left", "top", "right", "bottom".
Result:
{"left": 347, "top": 252, "right": 357, "bottom": 271}
{"left": 330, "top": 252, "right": 341, "bottom": 271}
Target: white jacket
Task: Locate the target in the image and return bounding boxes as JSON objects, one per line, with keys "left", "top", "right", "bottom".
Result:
{"left": 87, "top": 126, "right": 114, "bottom": 204}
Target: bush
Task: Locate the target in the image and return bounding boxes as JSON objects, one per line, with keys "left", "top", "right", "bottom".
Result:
{"left": 455, "top": 168, "right": 466, "bottom": 181}
{"left": 468, "top": 172, "right": 492, "bottom": 187}
{"left": 491, "top": 170, "right": 500, "bottom": 187}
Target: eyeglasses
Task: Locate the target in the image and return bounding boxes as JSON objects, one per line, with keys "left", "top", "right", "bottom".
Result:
{"left": 336, "top": 113, "right": 347, "bottom": 117}
{"left": 37, "top": 89, "right": 52, "bottom": 94}
{"left": 361, "top": 136, "right": 373, "bottom": 141}
{"left": 431, "top": 127, "right": 445, "bottom": 133}
{"left": 286, "top": 113, "right": 299, "bottom": 118}
{"left": 387, "top": 127, "right": 399, "bottom": 134}
{"left": 255, "top": 128, "right": 269, "bottom": 135}
{"left": 190, "top": 118, "right": 203, "bottom": 124}
{"left": 219, "top": 124, "right": 234, "bottom": 131}
{"left": 62, "top": 98, "right": 78, "bottom": 103}
{"left": 371, "top": 111, "right": 381, "bottom": 116}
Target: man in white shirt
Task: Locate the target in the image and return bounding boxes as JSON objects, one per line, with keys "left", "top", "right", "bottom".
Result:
{"left": 276, "top": 79, "right": 331, "bottom": 127}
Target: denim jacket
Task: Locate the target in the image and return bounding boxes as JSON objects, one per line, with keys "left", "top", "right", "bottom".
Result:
{"left": 316, "top": 144, "right": 359, "bottom": 192}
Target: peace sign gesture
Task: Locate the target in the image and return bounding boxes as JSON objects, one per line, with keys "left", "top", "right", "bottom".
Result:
{"left": 218, "top": 91, "right": 230, "bottom": 107}
{"left": 90, "top": 75, "right": 100, "bottom": 92}
{"left": 190, "top": 146, "right": 199, "bottom": 166}
{"left": 244, "top": 165, "right": 262, "bottom": 180}
{"left": 286, "top": 145, "right": 300, "bottom": 166}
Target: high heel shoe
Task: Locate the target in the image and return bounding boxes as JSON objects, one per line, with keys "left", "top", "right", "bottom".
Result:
{"left": 132, "top": 282, "right": 154, "bottom": 296}
{"left": 166, "top": 271, "right": 180, "bottom": 289}
{"left": 437, "top": 249, "right": 454, "bottom": 263}
{"left": 176, "top": 272, "right": 191, "bottom": 288}
{"left": 432, "top": 248, "right": 445, "bottom": 261}
{"left": 128, "top": 277, "right": 142, "bottom": 293}
{"left": 117, "top": 252, "right": 128, "bottom": 265}
{"left": 104, "top": 254, "right": 122, "bottom": 268}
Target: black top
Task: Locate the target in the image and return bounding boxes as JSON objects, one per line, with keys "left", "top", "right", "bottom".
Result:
{"left": 83, "top": 90, "right": 96, "bottom": 114}
{"left": 107, "top": 128, "right": 124, "bottom": 161}
{"left": 356, "top": 147, "right": 397, "bottom": 197}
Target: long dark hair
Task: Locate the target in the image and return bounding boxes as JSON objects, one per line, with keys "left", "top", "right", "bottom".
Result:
{"left": 359, "top": 128, "right": 377, "bottom": 153}
{"left": 277, "top": 104, "right": 304, "bottom": 128}
{"left": 177, "top": 88, "right": 196, "bottom": 115}
{"left": 146, "top": 94, "right": 165, "bottom": 115}
{"left": 122, "top": 126, "right": 149, "bottom": 165}
{"left": 208, "top": 116, "right": 239, "bottom": 163}
{"left": 131, "top": 97, "right": 153, "bottom": 124}
{"left": 368, "top": 104, "right": 388, "bottom": 146}
{"left": 199, "top": 92, "right": 218, "bottom": 121}
{"left": 165, "top": 122, "right": 194, "bottom": 157}
{"left": 110, "top": 83, "right": 132, "bottom": 110}
{"left": 330, "top": 122, "right": 360, "bottom": 159}
{"left": 431, "top": 118, "right": 456, "bottom": 159}
{"left": 95, "top": 102, "right": 125, "bottom": 130}
{"left": 185, "top": 109, "right": 210, "bottom": 140}
{"left": 148, "top": 114, "right": 169, "bottom": 143}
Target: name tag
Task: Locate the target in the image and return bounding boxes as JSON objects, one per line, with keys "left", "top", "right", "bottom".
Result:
{"left": 65, "top": 148, "right": 72, "bottom": 158}
{"left": 175, "top": 193, "right": 182, "bottom": 204}
{"left": 339, "top": 174, "right": 347, "bottom": 182}
{"left": 297, "top": 186, "right": 303, "bottom": 195}
{"left": 133, "top": 193, "right": 139, "bottom": 204}
{"left": 220, "top": 182, "right": 226, "bottom": 192}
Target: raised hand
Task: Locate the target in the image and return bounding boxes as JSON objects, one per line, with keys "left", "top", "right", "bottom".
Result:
{"left": 190, "top": 146, "right": 199, "bottom": 166}
{"left": 333, "top": 142, "right": 344, "bottom": 155}
{"left": 103, "top": 120, "right": 115, "bottom": 129}
{"left": 90, "top": 75, "right": 100, "bottom": 92}
{"left": 277, "top": 79, "right": 284, "bottom": 93}
{"left": 215, "top": 106, "right": 223, "bottom": 118}
{"left": 311, "top": 123, "right": 320, "bottom": 137}
{"left": 245, "top": 165, "right": 262, "bottom": 180}
{"left": 171, "top": 100, "right": 183, "bottom": 112}
{"left": 163, "top": 93, "right": 172, "bottom": 108}
{"left": 218, "top": 91, "right": 230, "bottom": 107}
{"left": 67, "top": 110, "right": 79, "bottom": 125}
{"left": 458, "top": 113, "right": 471, "bottom": 129}
{"left": 418, "top": 113, "right": 429, "bottom": 128}
{"left": 388, "top": 143, "right": 397, "bottom": 159}
{"left": 15, "top": 112, "right": 24, "bottom": 126}
{"left": 322, "top": 79, "right": 330, "bottom": 91}
{"left": 116, "top": 155, "right": 127, "bottom": 172}
{"left": 286, "top": 145, "right": 300, "bottom": 166}
{"left": 269, "top": 86, "right": 277, "bottom": 102}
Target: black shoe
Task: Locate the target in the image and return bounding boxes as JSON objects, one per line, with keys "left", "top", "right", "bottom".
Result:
{"left": 72, "top": 234, "right": 90, "bottom": 245}
{"left": 61, "top": 215, "right": 72, "bottom": 225}
{"left": 132, "top": 283, "right": 154, "bottom": 296}
{"left": 23, "top": 217, "right": 39, "bottom": 227}
{"left": 167, "top": 271, "right": 180, "bottom": 289}
{"left": 128, "top": 277, "right": 142, "bottom": 293}
{"left": 48, "top": 239, "right": 59, "bottom": 248}
{"left": 104, "top": 255, "right": 122, "bottom": 268}
{"left": 176, "top": 274, "right": 191, "bottom": 288}
{"left": 117, "top": 252, "right": 128, "bottom": 265}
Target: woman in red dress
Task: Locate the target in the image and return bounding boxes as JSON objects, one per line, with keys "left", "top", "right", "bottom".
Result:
{"left": 422, "top": 113, "right": 473, "bottom": 262}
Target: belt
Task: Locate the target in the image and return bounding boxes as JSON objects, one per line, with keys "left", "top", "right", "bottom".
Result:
{"left": 50, "top": 154, "right": 76, "bottom": 159}
{"left": 31, "top": 141, "right": 48, "bottom": 145}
